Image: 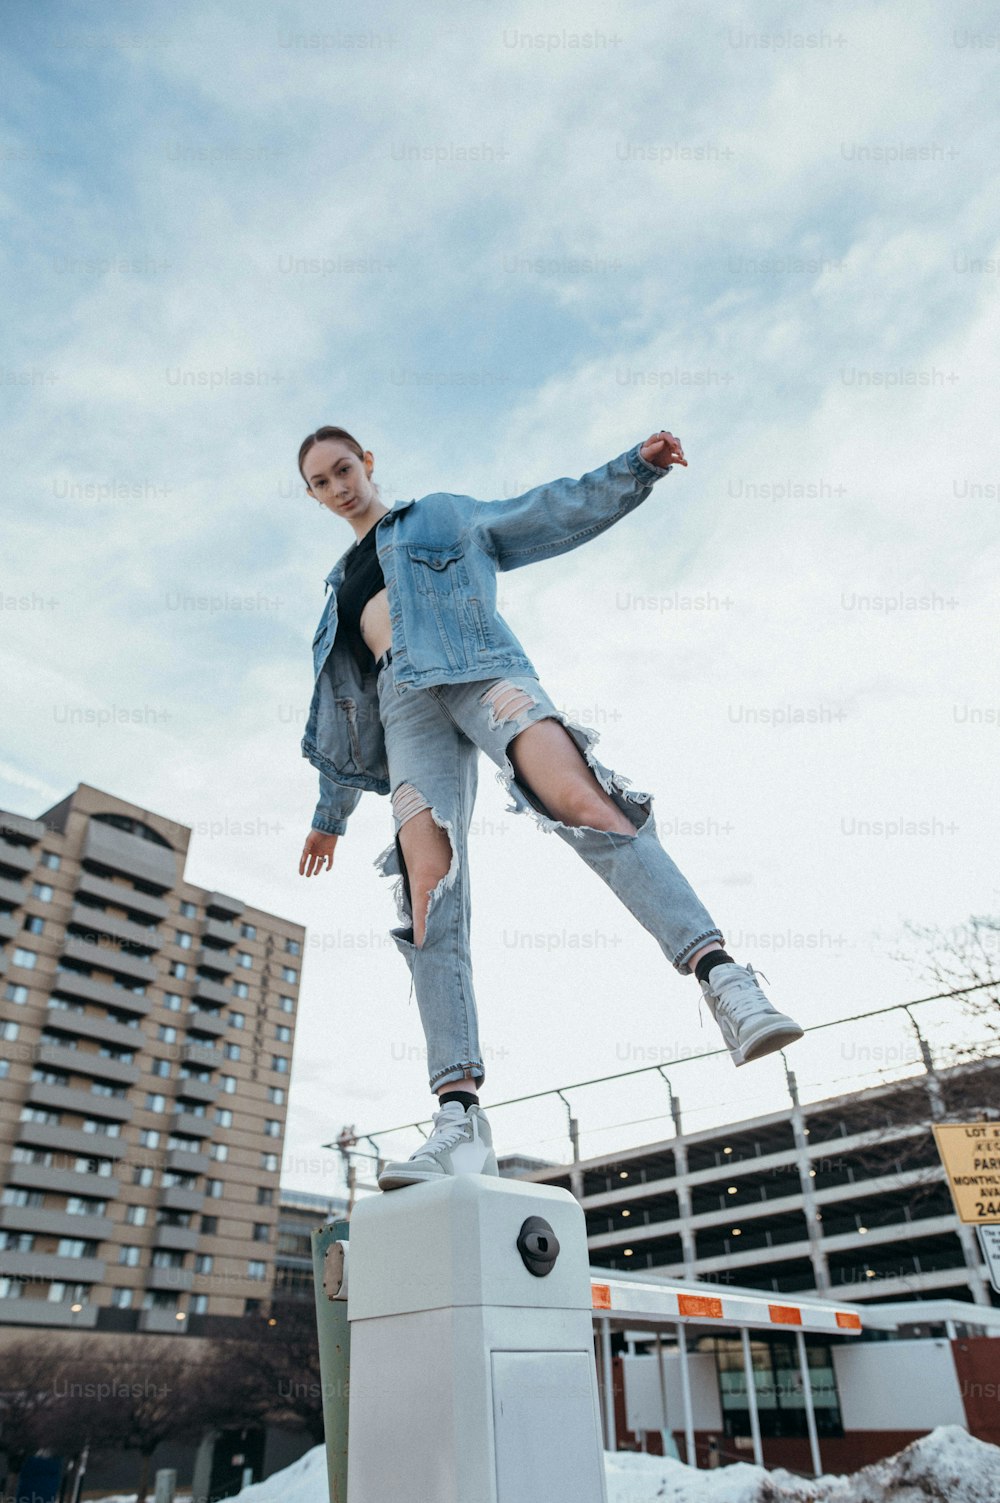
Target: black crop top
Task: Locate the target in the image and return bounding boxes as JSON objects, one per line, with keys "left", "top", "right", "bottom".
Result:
{"left": 336, "top": 526, "right": 386, "bottom": 673}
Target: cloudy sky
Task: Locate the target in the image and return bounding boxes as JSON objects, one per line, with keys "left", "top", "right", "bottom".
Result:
{"left": 2, "top": 0, "right": 998, "bottom": 1195}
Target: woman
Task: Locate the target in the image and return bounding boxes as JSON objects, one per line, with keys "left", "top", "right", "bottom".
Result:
{"left": 297, "top": 426, "right": 804, "bottom": 1191}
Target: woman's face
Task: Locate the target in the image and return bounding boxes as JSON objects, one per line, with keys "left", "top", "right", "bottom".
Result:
{"left": 304, "top": 439, "right": 377, "bottom": 520}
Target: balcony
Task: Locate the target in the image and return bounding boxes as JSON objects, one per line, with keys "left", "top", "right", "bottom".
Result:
{"left": 0, "top": 1250, "right": 105, "bottom": 1284}
{"left": 0, "top": 812, "right": 46, "bottom": 842}
{"left": 27, "top": 1081, "right": 133, "bottom": 1123}
{"left": 0, "top": 840, "right": 35, "bottom": 875}
{"left": 68, "top": 902, "right": 161, "bottom": 954}
{"left": 0, "top": 875, "right": 26, "bottom": 906}
{"left": 185, "top": 1008, "right": 227, "bottom": 1039}
{"left": 191, "top": 977, "right": 231, "bottom": 1007}
{"left": 0, "top": 1300, "right": 99, "bottom": 1329}
{"left": 0, "top": 1205, "right": 114, "bottom": 1241}
{"left": 176, "top": 1076, "right": 218, "bottom": 1105}
{"left": 171, "top": 1111, "right": 213, "bottom": 1139}
{"left": 75, "top": 871, "right": 169, "bottom": 922}
{"left": 0, "top": 912, "right": 18, "bottom": 942}
{"left": 82, "top": 820, "right": 177, "bottom": 892}
{"left": 202, "top": 916, "right": 239, "bottom": 946}
{"left": 165, "top": 1146, "right": 210, "bottom": 1176}
{"left": 62, "top": 935, "right": 158, "bottom": 986}
{"left": 182, "top": 1042, "right": 222, "bottom": 1070}
{"left": 35, "top": 1043, "right": 140, "bottom": 1087}
{"left": 205, "top": 891, "right": 244, "bottom": 919}
{"left": 50, "top": 972, "right": 151, "bottom": 1016}
{"left": 138, "top": 1307, "right": 187, "bottom": 1333}
{"left": 5, "top": 1162, "right": 119, "bottom": 1199}
{"left": 152, "top": 1224, "right": 200, "bottom": 1253}
{"left": 45, "top": 1000, "right": 144, "bottom": 1049}
{"left": 15, "top": 1122, "right": 129, "bottom": 1160}
{"left": 159, "top": 1185, "right": 204, "bottom": 1214}
{"left": 197, "top": 948, "right": 235, "bottom": 977}
{"left": 146, "top": 1265, "right": 194, "bottom": 1294}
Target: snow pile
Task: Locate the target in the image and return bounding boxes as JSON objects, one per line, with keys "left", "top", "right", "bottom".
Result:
{"left": 92, "top": 1423, "right": 1000, "bottom": 1503}
{"left": 603, "top": 1424, "right": 1000, "bottom": 1502}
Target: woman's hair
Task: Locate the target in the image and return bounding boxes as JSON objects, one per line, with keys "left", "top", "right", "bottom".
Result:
{"left": 298, "top": 425, "right": 371, "bottom": 486}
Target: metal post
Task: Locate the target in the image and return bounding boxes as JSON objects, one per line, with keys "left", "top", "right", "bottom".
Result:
{"left": 794, "top": 1328, "right": 822, "bottom": 1478}
{"left": 654, "top": 1332, "right": 672, "bottom": 1461}
{"left": 557, "top": 1089, "right": 584, "bottom": 1202}
{"left": 312, "top": 1220, "right": 351, "bottom": 1503}
{"left": 740, "top": 1327, "right": 763, "bottom": 1467}
{"left": 600, "top": 1314, "right": 616, "bottom": 1452}
{"left": 676, "top": 1323, "right": 696, "bottom": 1467}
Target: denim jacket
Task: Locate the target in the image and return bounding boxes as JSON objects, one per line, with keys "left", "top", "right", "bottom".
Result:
{"left": 302, "top": 443, "right": 673, "bottom": 835}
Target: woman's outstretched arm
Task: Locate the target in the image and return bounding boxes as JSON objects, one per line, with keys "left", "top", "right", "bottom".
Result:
{"left": 468, "top": 431, "right": 685, "bottom": 572}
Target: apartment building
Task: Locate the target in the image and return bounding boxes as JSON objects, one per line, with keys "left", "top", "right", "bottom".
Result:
{"left": 517, "top": 1056, "right": 1000, "bottom": 1308}
{"left": 0, "top": 783, "right": 305, "bottom": 1333}
{"left": 273, "top": 1188, "right": 349, "bottom": 1306}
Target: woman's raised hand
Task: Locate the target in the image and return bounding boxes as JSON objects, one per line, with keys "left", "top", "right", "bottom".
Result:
{"left": 299, "top": 830, "right": 339, "bottom": 876}
{"left": 640, "top": 430, "right": 687, "bottom": 467}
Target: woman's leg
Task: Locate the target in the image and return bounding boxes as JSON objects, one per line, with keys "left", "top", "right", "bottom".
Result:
{"left": 374, "top": 660, "right": 487, "bottom": 1096}
{"left": 431, "top": 675, "right": 725, "bottom": 975}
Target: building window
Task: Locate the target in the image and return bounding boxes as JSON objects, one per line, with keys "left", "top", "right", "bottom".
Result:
{"left": 179, "top": 901, "right": 196, "bottom": 918}
{"left": 151, "top": 1058, "right": 171, "bottom": 1078}
{"left": 263, "top": 1119, "right": 281, "bottom": 1138}
{"left": 200, "top": 1215, "right": 218, "bottom": 1235}
{"left": 139, "top": 1129, "right": 160, "bottom": 1149}
{"left": 125, "top": 1205, "right": 148, "bottom": 1226}
{"left": 266, "top": 1087, "right": 285, "bottom": 1106}
{"left": 31, "top": 881, "right": 55, "bottom": 900}
{"left": 191, "top": 1293, "right": 209, "bottom": 1314}
{"left": 271, "top": 1056, "right": 289, "bottom": 1074}
{"left": 261, "top": 1153, "right": 278, "bottom": 1173}
{"left": 240, "top": 923, "right": 257, "bottom": 940}
{"left": 163, "top": 992, "right": 183, "bottom": 1012}
{"left": 236, "top": 952, "right": 253, "bottom": 969}
{"left": 194, "top": 1253, "right": 214, "bottom": 1274}
{"left": 25, "top": 915, "right": 45, "bottom": 935}
{"left": 4, "top": 984, "right": 30, "bottom": 1004}
{"left": 278, "top": 996, "right": 294, "bottom": 1013}
{"left": 210, "top": 1143, "right": 228, "bottom": 1162}
{"left": 715, "top": 1336, "right": 843, "bottom": 1438}
{"left": 275, "top": 1024, "right": 292, "bottom": 1043}
{"left": 1, "top": 1188, "right": 44, "bottom": 1208}
{"left": 247, "top": 1260, "right": 266, "bottom": 1281}
{"left": 232, "top": 981, "right": 249, "bottom": 999}
{"left": 252, "top": 1223, "right": 269, "bottom": 1242}
{"left": 145, "top": 1094, "right": 166, "bottom": 1113}
{"left": 171, "top": 962, "right": 188, "bottom": 979}
{"left": 280, "top": 967, "right": 297, "bottom": 983}
{"left": 206, "top": 1179, "right": 224, "bottom": 1199}
{"left": 256, "top": 1187, "right": 274, "bottom": 1206}
{"left": 110, "top": 1288, "right": 134, "bottom": 1308}
{"left": 157, "top": 1025, "right": 177, "bottom": 1043}
{"left": 221, "top": 1075, "right": 237, "bottom": 1095}
{"left": 66, "top": 1197, "right": 107, "bottom": 1216}
{"left": 12, "top": 948, "right": 37, "bottom": 969}
{"left": 214, "top": 1108, "right": 233, "bottom": 1128}
{"left": 40, "top": 852, "right": 61, "bottom": 870}
{"left": 1, "top": 1022, "right": 20, "bottom": 1042}
{"left": 118, "top": 1246, "right": 142, "bottom": 1267}
{"left": 133, "top": 1166, "right": 155, "bottom": 1187}
{"left": 176, "top": 931, "right": 193, "bottom": 949}
{"left": 284, "top": 938, "right": 301, "bottom": 956}
{"left": 230, "top": 1012, "right": 245, "bottom": 1030}
{"left": 224, "top": 1043, "right": 241, "bottom": 1061}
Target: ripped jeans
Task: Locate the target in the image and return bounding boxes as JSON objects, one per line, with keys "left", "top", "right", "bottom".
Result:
{"left": 374, "top": 659, "right": 725, "bottom": 1093}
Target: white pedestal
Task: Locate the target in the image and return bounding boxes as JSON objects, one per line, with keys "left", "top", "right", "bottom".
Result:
{"left": 346, "top": 1174, "right": 608, "bottom": 1503}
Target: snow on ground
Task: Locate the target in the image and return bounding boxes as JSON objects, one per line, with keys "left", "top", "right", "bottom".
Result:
{"left": 91, "top": 1423, "right": 1000, "bottom": 1503}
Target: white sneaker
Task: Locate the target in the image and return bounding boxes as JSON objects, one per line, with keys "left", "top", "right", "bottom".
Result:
{"left": 377, "top": 1102, "right": 499, "bottom": 1191}
{"left": 700, "top": 961, "right": 804, "bottom": 1066}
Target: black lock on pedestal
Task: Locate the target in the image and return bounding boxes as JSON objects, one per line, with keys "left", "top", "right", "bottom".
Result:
{"left": 516, "top": 1215, "right": 560, "bottom": 1277}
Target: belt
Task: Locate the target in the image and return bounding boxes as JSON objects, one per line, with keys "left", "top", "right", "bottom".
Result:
{"left": 376, "top": 647, "right": 393, "bottom": 674}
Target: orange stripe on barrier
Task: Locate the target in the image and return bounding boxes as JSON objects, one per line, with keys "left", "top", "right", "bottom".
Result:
{"left": 836, "top": 1311, "right": 862, "bottom": 1330}
{"left": 678, "top": 1293, "right": 723, "bottom": 1319}
{"left": 768, "top": 1304, "right": 802, "bottom": 1325}
{"left": 592, "top": 1283, "right": 611, "bottom": 1310}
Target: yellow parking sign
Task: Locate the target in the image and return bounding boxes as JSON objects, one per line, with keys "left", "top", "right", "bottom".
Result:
{"left": 932, "top": 1122, "right": 1000, "bottom": 1224}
